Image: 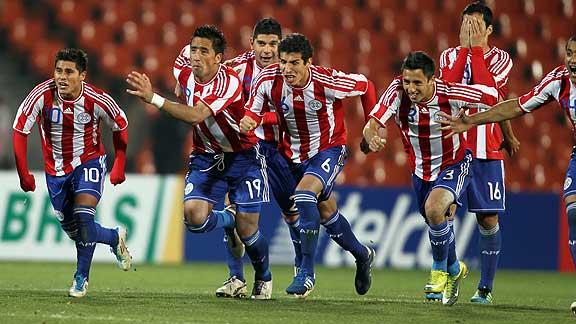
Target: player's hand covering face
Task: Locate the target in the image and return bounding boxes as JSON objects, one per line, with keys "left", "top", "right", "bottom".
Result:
{"left": 401, "top": 69, "right": 435, "bottom": 103}
{"left": 566, "top": 40, "right": 576, "bottom": 83}
{"left": 252, "top": 34, "right": 280, "bottom": 67}
{"left": 54, "top": 60, "right": 86, "bottom": 100}
{"left": 279, "top": 52, "right": 311, "bottom": 87}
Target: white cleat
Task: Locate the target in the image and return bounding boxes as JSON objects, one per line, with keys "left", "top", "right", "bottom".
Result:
{"left": 111, "top": 227, "right": 132, "bottom": 271}
{"left": 250, "top": 280, "right": 272, "bottom": 300}
{"left": 68, "top": 274, "right": 88, "bottom": 298}
{"left": 215, "top": 276, "right": 248, "bottom": 298}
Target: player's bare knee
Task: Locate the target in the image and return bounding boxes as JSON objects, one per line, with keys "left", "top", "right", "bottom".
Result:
{"left": 424, "top": 201, "right": 448, "bottom": 225}
{"left": 183, "top": 204, "right": 210, "bottom": 227}
{"left": 476, "top": 213, "right": 499, "bottom": 229}
{"left": 235, "top": 212, "right": 259, "bottom": 238}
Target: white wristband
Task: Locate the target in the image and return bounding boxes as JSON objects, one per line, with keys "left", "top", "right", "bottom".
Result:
{"left": 150, "top": 93, "right": 166, "bottom": 109}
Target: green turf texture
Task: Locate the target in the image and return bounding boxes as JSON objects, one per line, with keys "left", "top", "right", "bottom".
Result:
{"left": 0, "top": 262, "right": 573, "bottom": 323}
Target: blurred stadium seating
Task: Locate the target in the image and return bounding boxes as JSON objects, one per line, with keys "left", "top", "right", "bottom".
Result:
{"left": 0, "top": 0, "right": 574, "bottom": 191}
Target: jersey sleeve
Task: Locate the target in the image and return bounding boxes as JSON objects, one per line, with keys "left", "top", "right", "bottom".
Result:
{"left": 518, "top": 69, "right": 562, "bottom": 112}
{"left": 12, "top": 83, "right": 49, "bottom": 134}
{"left": 368, "top": 78, "right": 402, "bottom": 127}
{"left": 96, "top": 92, "right": 128, "bottom": 131}
{"left": 447, "top": 82, "right": 499, "bottom": 110}
{"left": 243, "top": 74, "right": 273, "bottom": 123}
{"left": 173, "top": 45, "right": 190, "bottom": 81}
{"left": 323, "top": 67, "right": 369, "bottom": 99}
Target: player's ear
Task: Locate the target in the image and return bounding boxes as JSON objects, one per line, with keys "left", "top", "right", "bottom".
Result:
{"left": 486, "top": 24, "right": 493, "bottom": 37}
{"left": 79, "top": 70, "right": 87, "bottom": 81}
{"left": 215, "top": 52, "right": 223, "bottom": 64}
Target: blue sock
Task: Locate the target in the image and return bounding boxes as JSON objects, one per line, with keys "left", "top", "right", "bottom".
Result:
{"left": 294, "top": 190, "right": 320, "bottom": 277}
{"left": 95, "top": 223, "right": 119, "bottom": 247}
{"left": 447, "top": 220, "right": 458, "bottom": 276}
{"left": 478, "top": 223, "right": 502, "bottom": 291}
{"left": 224, "top": 232, "right": 245, "bottom": 281}
{"left": 285, "top": 218, "right": 303, "bottom": 268}
{"left": 241, "top": 230, "right": 271, "bottom": 281}
{"left": 75, "top": 205, "right": 98, "bottom": 279}
{"left": 428, "top": 221, "right": 450, "bottom": 272}
{"left": 185, "top": 210, "right": 234, "bottom": 233}
{"left": 322, "top": 211, "right": 368, "bottom": 261}
{"left": 567, "top": 202, "right": 576, "bottom": 267}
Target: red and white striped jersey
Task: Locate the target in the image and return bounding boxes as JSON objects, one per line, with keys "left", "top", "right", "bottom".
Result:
{"left": 227, "top": 50, "right": 280, "bottom": 142}
{"left": 369, "top": 77, "right": 498, "bottom": 181}
{"left": 173, "top": 57, "right": 257, "bottom": 153}
{"left": 13, "top": 79, "right": 128, "bottom": 176}
{"left": 519, "top": 65, "right": 576, "bottom": 129}
{"left": 439, "top": 46, "right": 513, "bottom": 160}
{"left": 245, "top": 63, "right": 370, "bottom": 163}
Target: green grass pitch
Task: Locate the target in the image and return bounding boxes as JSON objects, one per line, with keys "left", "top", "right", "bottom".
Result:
{"left": 0, "top": 262, "right": 573, "bottom": 323}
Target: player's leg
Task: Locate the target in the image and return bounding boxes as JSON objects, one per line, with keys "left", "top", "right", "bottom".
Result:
{"left": 468, "top": 159, "right": 505, "bottom": 304}
{"left": 230, "top": 145, "right": 272, "bottom": 299}
{"left": 74, "top": 156, "right": 132, "bottom": 271}
{"left": 563, "top": 154, "right": 576, "bottom": 266}
{"left": 425, "top": 153, "right": 473, "bottom": 306}
{"left": 218, "top": 194, "right": 245, "bottom": 298}
{"left": 182, "top": 154, "right": 235, "bottom": 235}
{"left": 318, "top": 194, "right": 374, "bottom": 295}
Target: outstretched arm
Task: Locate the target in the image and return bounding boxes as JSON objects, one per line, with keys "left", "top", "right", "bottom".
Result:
{"left": 12, "top": 130, "right": 35, "bottom": 192}
{"left": 439, "top": 98, "right": 524, "bottom": 137}
{"left": 127, "top": 71, "right": 211, "bottom": 125}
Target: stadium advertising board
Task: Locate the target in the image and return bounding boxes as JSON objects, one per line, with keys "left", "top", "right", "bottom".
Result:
{"left": 0, "top": 172, "right": 183, "bottom": 263}
{"left": 185, "top": 186, "right": 562, "bottom": 270}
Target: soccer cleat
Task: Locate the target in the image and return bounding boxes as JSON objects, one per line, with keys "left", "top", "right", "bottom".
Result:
{"left": 424, "top": 270, "right": 448, "bottom": 301}
{"left": 250, "top": 280, "right": 272, "bottom": 300}
{"left": 68, "top": 273, "right": 88, "bottom": 298}
{"left": 286, "top": 269, "right": 315, "bottom": 298}
{"left": 224, "top": 205, "right": 245, "bottom": 258}
{"left": 355, "top": 246, "right": 375, "bottom": 295}
{"left": 470, "top": 287, "right": 493, "bottom": 304}
{"left": 111, "top": 227, "right": 132, "bottom": 271}
{"left": 442, "top": 261, "right": 469, "bottom": 306}
{"left": 215, "top": 276, "right": 248, "bottom": 298}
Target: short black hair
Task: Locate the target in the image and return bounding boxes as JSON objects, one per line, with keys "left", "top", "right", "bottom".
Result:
{"left": 462, "top": 1, "right": 493, "bottom": 27}
{"left": 567, "top": 35, "right": 576, "bottom": 49}
{"left": 401, "top": 51, "right": 435, "bottom": 79}
{"left": 253, "top": 17, "right": 282, "bottom": 39}
{"left": 55, "top": 48, "right": 88, "bottom": 73}
{"left": 192, "top": 25, "right": 226, "bottom": 55}
{"left": 278, "top": 33, "right": 313, "bottom": 61}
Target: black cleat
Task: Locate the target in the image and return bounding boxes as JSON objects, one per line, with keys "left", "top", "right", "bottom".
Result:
{"left": 354, "top": 246, "right": 375, "bottom": 295}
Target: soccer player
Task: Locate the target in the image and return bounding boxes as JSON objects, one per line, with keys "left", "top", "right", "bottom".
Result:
{"left": 126, "top": 25, "right": 273, "bottom": 299}
{"left": 241, "top": 33, "right": 377, "bottom": 298}
{"left": 12, "top": 48, "right": 132, "bottom": 298}
{"left": 363, "top": 51, "right": 499, "bottom": 305}
{"left": 439, "top": 35, "right": 576, "bottom": 272}
{"left": 437, "top": 2, "right": 519, "bottom": 304}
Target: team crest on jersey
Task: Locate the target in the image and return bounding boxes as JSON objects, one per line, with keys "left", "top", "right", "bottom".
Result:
{"left": 432, "top": 111, "right": 446, "bottom": 122}
{"left": 565, "top": 177, "right": 572, "bottom": 190}
{"left": 77, "top": 112, "right": 92, "bottom": 124}
{"left": 185, "top": 183, "right": 194, "bottom": 195}
{"left": 308, "top": 99, "right": 323, "bottom": 110}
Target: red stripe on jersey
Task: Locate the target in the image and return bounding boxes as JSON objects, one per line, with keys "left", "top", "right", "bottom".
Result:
{"left": 214, "top": 112, "right": 242, "bottom": 152}
{"left": 80, "top": 99, "right": 95, "bottom": 162}
{"left": 261, "top": 96, "right": 276, "bottom": 141}
{"left": 196, "top": 122, "right": 221, "bottom": 153}
{"left": 61, "top": 102, "right": 75, "bottom": 174}
{"left": 313, "top": 82, "right": 331, "bottom": 148}
{"left": 41, "top": 91, "right": 56, "bottom": 174}
{"left": 439, "top": 95, "right": 457, "bottom": 172}
{"left": 292, "top": 89, "right": 310, "bottom": 161}
{"left": 397, "top": 96, "right": 416, "bottom": 171}
{"left": 416, "top": 105, "right": 432, "bottom": 181}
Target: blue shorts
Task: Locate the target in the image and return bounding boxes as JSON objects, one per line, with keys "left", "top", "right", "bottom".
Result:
{"left": 290, "top": 145, "right": 347, "bottom": 202}
{"left": 412, "top": 151, "right": 473, "bottom": 217}
{"left": 258, "top": 140, "right": 298, "bottom": 216}
{"left": 466, "top": 159, "right": 505, "bottom": 213}
{"left": 184, "top": 145, "right": 269, "bottom": 213}
{"left": 563, "top": 149, "right": 576, "bottom": 198}
{"left": 45, "top": 155, "right": 107, "bottom": 220}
